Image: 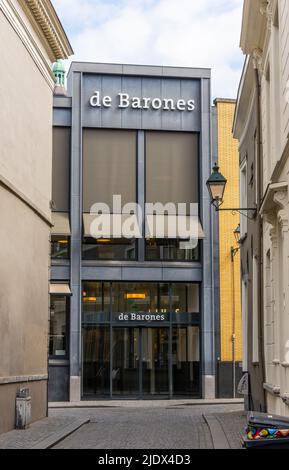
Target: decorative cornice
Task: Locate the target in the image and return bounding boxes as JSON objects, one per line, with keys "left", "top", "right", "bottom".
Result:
{"left": 252, "top": 47, "right": 263, "bottom": 72}
{"left": 274, "top": 189, "right": 288, "bottom": 211}
{"left": 281, "top": 393, "right": 289, "bottom": 406}
{"left": 260, "top": 182, "right": 288, "bottom": 215}
{"left": 263, "top": 382, "right": 280, "bottom": 396}
{"left": 260, "top": 0, "right": 274, "bottom": 31}
{"left": 23, "top": 0, "right": 73, "bottom": 60}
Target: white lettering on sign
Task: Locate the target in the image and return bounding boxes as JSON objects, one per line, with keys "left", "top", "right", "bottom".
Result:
{"left": 118, "top": 313, "right": 166, "bottom": 321}
{"left": 89, "top": 91, "right": 196, "bottom": 112}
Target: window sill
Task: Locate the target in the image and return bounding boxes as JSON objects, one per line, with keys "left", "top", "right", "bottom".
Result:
{"left": 49, "top": 359, "right": 69, "bottom": 366}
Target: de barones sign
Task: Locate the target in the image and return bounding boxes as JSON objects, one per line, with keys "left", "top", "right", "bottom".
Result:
{"left": 89, "top": 91, "right": 196, "bottom": 112}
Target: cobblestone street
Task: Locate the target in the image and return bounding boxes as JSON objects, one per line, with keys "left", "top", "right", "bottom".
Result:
{"left": 49, "top": 403, "right": 245, "bottom": 450}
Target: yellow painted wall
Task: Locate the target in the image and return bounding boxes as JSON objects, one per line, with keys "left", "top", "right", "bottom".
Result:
{"left": 216, "top": 100, "right": 242, "bottom": 362}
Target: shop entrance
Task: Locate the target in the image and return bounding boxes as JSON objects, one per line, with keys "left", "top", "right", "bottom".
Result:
{"left": 82, "top": 282, "right": 201, "bottom": 399}
{"left": 112, "top": 328, "right": 169, "bottom": 397}
{"left": 82, "top": 325, "right": 200, "bottom": 399}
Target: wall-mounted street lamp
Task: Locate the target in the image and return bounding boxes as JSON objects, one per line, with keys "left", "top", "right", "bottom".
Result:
{"left": 206, "top": 164, "right": 257, "bottom": 219}
{"left": 231, "top": 224, "right": 241, "bottom": 262}
{"left": 233, "top": 224, "right": 241, "bottom": 244}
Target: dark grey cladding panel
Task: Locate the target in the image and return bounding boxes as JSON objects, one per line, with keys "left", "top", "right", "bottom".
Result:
{"left": 121, "top": 77, "right": 142, "bottom": 129}
{"left": 181, "top": 80, "right": 201, "bottom": 131}
{"left": 101, "top": 75, "right": 122, "bottom": 128}
{"left": 53, "top": 108, "right": 72, "bottom": 127}
{"left": 82, "top": 266, "right": 122, "bottom": 280}
{"left": 81, "top": 266, "right": 202, "bottom": 282}
{"left": 122, "top": 267, "right": 163, "bottom": 281}
{"left": 163, "top": 268, "right": 202, "bottom": 282}
{"left": 51, "top": 265, "right": 70, "bottom": 280}
{"left": 82, "top": 74, "right": 201, "bottom": 131}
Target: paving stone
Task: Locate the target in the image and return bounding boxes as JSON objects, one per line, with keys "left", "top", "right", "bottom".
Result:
{"left": 50, "top": 404, "right": 244, "bottom": 450}
{"left": 204, "top": 411, "right": 247, "bottom": 449}
{"left": 0, "top": 416, "right": 88, "bottom": 450}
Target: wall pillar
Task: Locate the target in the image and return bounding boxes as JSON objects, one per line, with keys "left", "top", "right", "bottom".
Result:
{"left": 201, "top": 78, "right": 215, "bottom": 399}
{"left": 69, "top": 71, "right": 82, "bottom": 402}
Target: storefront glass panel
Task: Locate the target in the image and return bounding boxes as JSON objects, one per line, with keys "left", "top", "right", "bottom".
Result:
{"left": 49, "top": 295, "right": 69, "bottom": 358}
{"left": 112, "top": 328, "right": 140, "bottom": 396}
{"left": 83, "top": 282, "right": 110, "bottom": 323}
{"left": 111, "top": 283, "right": 170, "bottom": 322}
{"left": 82, "top": 282, "right": 201, "bottom": 398}
{"left": 142, "top": 328, "right": 169, "bottom": 396}
{"left": 82, "top": 326, "right": 110, "bottom": 397}
{"left": 146, "top": 239, "right": 199, "bottom": 262}
{"left": 171, "top": 283, "right": 200, "bottom": 323}
{"left": 82, "top": 238, "right": 136, "bottom": 261}
{"left": 172, "top": 326, "right": 200, "bottom": 396}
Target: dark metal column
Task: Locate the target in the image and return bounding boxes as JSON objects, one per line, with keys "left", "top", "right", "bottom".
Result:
{"left": 69, "top": 71, "right": 83, "bottom": 401}
{"left": 137, "top": 131, "right": 145, "bottom": 261}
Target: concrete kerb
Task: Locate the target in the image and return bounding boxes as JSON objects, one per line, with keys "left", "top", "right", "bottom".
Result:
{"left": 49, "top": 399, "right": 244, "bottom": 409}
{"left": 32, "top": 418, "right": 90, "bottom": 449}
{"left": 203, "top": 415, "right": 230, "bottom": 449}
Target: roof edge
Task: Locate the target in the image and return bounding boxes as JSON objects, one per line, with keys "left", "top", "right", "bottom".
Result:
{"left": 67, "top": 61, "right": 211, "bottom": 80}
{"left": 20, "top": 0, "right": 73, "bottom": 60}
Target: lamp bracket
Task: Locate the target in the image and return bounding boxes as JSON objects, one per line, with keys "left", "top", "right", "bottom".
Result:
{"left": 213, "top": 205, "right": 257, "bottom": 220}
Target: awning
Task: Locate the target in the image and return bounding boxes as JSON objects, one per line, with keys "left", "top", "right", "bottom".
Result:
{"left": 145, "top": 215, "right": 205, "bottom": 239}
{"left": 51, "top": 212, "right": 71, "bottom": 236}
{"left": 50, "top": 283, "right": 71, "bottom": 296}
{"left": 83, "top": 213, "right": 142, "bottom": 238}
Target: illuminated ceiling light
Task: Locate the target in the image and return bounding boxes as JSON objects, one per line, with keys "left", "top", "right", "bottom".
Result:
{"left": 125, "top": 293, "right": 146, "bottom": 300}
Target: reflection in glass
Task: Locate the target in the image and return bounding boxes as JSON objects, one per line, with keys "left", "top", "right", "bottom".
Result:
{"left": 82, "top": 238, "right": 136, "bottom": 261}
{"left": 172, "top": 327, "right": 200, "bottom": 397}
{"left": 51, "top": 236, "right": 70, "bottom": 260}
{"left": 171, "top": 284, "right": 200, "bottom": 323}
{"left": 82, "top": 282, "right": 110, "bottom": 323}
{"left": 111, "top": 283, "right": 170, "bottom": 322}
{"left": 112, "top": 328, "right": 139, "bottom": 396}
{"left": 142, "top": 329, "right": 169, "bottom": 396}
{"left": 146, "top": 239, "right": 199, "bottom": 261}
{"left": 82, "top": 326, "right": 110, "bottom": 397}
{"left": 49, "top": 295, "right": 68, "bottom": 357}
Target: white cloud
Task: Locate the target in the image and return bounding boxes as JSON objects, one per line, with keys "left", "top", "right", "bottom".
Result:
{"left": 53, "top": 0, "right": 244, "bottom": 98}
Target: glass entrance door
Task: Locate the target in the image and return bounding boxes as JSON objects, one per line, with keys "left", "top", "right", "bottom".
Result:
{"left": 142, "top": 328, "right": 169, "bottom": 397}
{"left": 112, "top": 328, "right": 140, "bottom": 396}
{"left": 111, "top": 327, "right": 169, "bottom": 397}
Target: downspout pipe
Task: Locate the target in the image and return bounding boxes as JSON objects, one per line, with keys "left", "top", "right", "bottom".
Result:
{"left": 253, "top": 57, "right": 267, "bottom": 412}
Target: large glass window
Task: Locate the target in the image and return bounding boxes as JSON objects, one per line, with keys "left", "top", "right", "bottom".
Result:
{"left": 172, "top": 326, "right": 200, "bottom": 396}
{"left": 83, "top": 282, "right": 110, "bottom": 323}
{"left": 112, "top": 328, "right": 140, "bottom": 396}
{"left": 82, "top": 282, "right": 201, "bottom": 398}
{"left": 83, "top": 129, "right": 137, "bottom": 212}
{"left": 171, "top": 284, "right": 200, "bottom": 323}
{"left": 142, "top": 328, "right": 169, "bottom": 396}
{"left": 146, "top": 131, "right": 199, "bottom": 213}
{"left": 82, "top": 238, "right": 136, "bottom": 261}
{"left": 49, "top": 295, "right": 69, "bottom": 357}
{"left": 82, "top": 326, "right": 110, "bottom": 397}
{"left": 52, "top": 128, "right": 70, "bottom": 212}
{"left": 51, "top": 236, "right": 70, "bottom": 260}
{"left": 111, "top": 283, "right": 170, "bottom": 322}
{"left": 146, "top": 239, "right": 199, "bottom": 261}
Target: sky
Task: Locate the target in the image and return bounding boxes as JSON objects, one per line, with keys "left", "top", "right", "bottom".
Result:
{"left": 52, "top": 0, "right": 244, "bottom": 99}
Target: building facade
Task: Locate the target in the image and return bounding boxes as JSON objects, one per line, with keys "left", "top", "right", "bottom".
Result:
{"left": 49, "top": 62, "right": 218, "bottom": 402}
{"left": 234, "top": 0, "right": 289, "bottom": 416}
{"left": 214, "top": 99, "right": 243, "bottom": 398}
{"left": 0, "top": 0, "right": 72, "bottom": 433}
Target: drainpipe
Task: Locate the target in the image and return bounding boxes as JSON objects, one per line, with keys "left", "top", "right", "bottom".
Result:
{"left": 253, "top": 54, "right": 267, "bottom": 412}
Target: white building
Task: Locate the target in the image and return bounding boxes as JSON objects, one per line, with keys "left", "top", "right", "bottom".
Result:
{"left": 234, "top": 0, "right": 289, "bottom": 416}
